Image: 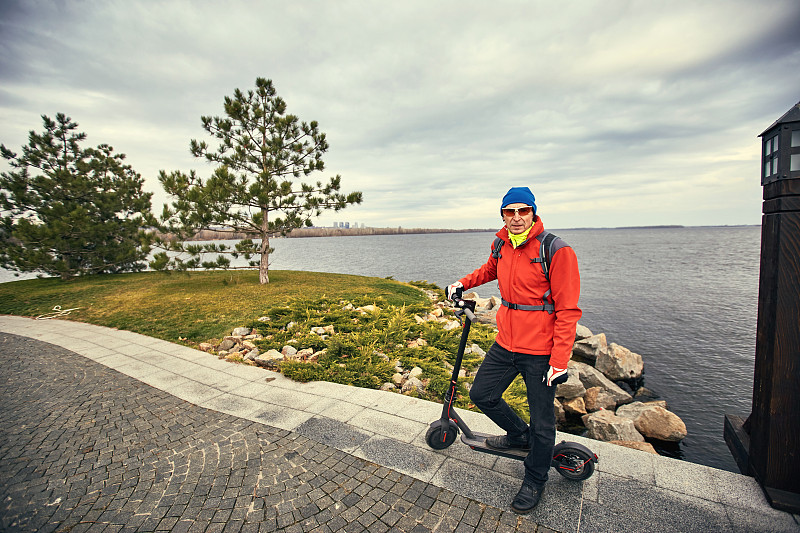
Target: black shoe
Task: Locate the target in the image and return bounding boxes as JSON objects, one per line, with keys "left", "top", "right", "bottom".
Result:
{"left": 511, "top": 483, "right": 544, "bottom": 514}
{"left": 485, "top": 434, "right": 530, "bottom": 451}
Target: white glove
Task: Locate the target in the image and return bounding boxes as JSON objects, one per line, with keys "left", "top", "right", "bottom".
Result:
{"left": 544, "top": 366, "right": 568, "bottom": 387}
{"left": 445, "top": 281, "right": 464, "bottom": 301}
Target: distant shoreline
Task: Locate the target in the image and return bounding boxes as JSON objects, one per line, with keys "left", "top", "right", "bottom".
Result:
{"left": 183, "top": 224, "right": 759, "bottom": 241}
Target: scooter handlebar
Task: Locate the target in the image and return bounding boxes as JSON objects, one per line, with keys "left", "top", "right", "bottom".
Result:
{"left": 463, "top": 308, "right": 477, "bottom": 322}
{"left": 452, "top": 298, "right": 477, "bottom": 323}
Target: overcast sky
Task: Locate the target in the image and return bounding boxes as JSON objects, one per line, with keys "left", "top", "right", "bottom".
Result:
{"left": 1, "top": 0, "right": 799, "bottom": 230}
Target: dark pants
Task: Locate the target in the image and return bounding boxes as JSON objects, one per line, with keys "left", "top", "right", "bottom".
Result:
{"left": 469, "top": 342, "right": 556, "bottom": 488}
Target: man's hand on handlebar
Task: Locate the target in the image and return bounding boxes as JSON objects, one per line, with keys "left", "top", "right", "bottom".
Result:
{"left": 445, "top": 281, "right": 464, "bottom": 301}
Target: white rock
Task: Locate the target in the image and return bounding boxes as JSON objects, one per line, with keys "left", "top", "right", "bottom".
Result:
{"left": 596, "top": 343, "right": 644, "bottom": 380}
{"left": 582, "top": 410, "right": 644, "bottom": 442}
{"left": 555, "top": 368, "right": 586, "bottom": 399}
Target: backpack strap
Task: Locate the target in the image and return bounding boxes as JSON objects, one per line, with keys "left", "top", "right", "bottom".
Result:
{"left": 491, "top": 237, "right": 504, "bottom": 259}
{"left": 533, "top": 231, "right": 567, "bottom": 282}
{"left": 501, "top": 298, "right": 555, "bottom": 313}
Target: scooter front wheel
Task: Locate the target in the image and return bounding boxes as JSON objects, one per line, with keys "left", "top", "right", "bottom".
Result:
{"left": 425, "top": 420, "right": 458, "bottom": 450}
{"left": 553, "top": 446, "right": 595, "bottom": 481}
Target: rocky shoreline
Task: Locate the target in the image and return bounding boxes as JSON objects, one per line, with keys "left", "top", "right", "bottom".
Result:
{"left": 198, "top": 291, "right": 687, "bottom": 456}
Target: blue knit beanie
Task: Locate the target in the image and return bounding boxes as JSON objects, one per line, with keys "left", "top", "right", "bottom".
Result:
{"left": 501, "top": 187, "right": 537, "bottom": 214}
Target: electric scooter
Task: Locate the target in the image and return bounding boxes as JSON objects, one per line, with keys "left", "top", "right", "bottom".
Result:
{"left": 425, "top": 298, "right": 598, "bottom": 481}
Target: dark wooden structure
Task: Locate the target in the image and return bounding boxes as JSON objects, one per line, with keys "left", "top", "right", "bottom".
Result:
{"left": 724, "top": 101, "right": 800, "bottom": 513}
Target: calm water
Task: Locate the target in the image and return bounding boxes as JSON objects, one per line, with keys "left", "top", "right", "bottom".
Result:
{"left": 1, "top": 226, "right": 761, "bottom": 471}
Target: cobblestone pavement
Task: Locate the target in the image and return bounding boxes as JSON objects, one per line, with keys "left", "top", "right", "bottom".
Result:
{"left": 0, "top": 333, "right": 546, "bottom": 533}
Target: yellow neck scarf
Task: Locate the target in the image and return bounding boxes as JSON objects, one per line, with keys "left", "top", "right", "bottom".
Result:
{"left": 508, "top": 225, "right": 533, "bottom": 248}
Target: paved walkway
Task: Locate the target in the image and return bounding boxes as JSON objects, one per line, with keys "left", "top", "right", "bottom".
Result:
{"left": 0, "top": 316, "right": 797, "bottom": 533}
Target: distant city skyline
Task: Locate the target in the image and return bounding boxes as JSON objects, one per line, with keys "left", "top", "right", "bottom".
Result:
{"left": 1, "top": 1, "right": 799, "bottom": 230}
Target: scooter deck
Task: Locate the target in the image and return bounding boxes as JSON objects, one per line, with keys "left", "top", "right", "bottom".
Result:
{"left": 460, "top": 431, "right": 529, "bottom": 461}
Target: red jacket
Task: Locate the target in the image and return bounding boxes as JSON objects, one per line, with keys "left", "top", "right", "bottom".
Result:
{"left": 459, "top": 218, "right": 581, "bottom": 369}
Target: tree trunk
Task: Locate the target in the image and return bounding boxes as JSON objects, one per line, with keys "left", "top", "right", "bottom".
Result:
{"left": 259, "top": 207, "right": 270, "bottom": 284}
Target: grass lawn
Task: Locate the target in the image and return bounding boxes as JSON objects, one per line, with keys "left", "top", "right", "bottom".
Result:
{"left": 0, "top": 269, "right": 431, "bottom": 343}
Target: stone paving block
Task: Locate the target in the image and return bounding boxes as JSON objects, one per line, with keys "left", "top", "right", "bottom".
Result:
{"left": 242, "top": 383, "right": 321, "bottom": 411}
{"left": 113, "top": 359, "right": 165, "bottom": 380}
{"left": 295, "top": 416, "right": 372, "bottom": 453}
{"left": 113, "top": 342, "right": 155, "bottom": 357}
{"left": 307, "top": 396, "right": 368, "bottom": 422}
{"left": 652, "top": 454, "right": 723, "bottom": 503}
{"left": 348, "top": 409, "right": 428, "bottom": 443}
{"left": 204, "top": 393, "right": 271, "bottom": 419}
{"left": 218, "top": 363, "right": 269, "bottom": 382}
{"left": 139, "top": 369, "right": 192, "bottom": 391}
{"left": 354, "top": 436, "right": 446, "bottom": 483}
{"left": 580, "top": 473, "right": 735, "bottom": 532}
{"left": 170, "top": 379, "right": 226, "bottom": 404}
{"left": 253, "top": 404, "right": 315, "bottom": 431}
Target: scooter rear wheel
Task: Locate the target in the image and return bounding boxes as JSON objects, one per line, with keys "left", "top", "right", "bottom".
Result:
{"left": 425, "top": 420, "right": 458, "bottom": 450}
{"left": 553, "top": 447, "right": 595, "bottom": 481}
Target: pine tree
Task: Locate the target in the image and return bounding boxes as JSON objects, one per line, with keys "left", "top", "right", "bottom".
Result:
{"left": 156, "top": 78, "right": 362, "bottom": 284}
{"left": 0, "top": 114, "right": 154, "bottom": 279}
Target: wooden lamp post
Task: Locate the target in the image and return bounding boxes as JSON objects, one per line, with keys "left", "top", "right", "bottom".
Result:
{"left": 724, "top": 101, "right": 800, "bottom": 513}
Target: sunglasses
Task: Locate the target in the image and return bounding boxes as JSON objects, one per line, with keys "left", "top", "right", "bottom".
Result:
{"left": 501, "top": 206, "right": 533, "bottom": 217}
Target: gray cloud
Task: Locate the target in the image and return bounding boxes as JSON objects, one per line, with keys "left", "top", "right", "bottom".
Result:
{"left": 1, "top": 0, "right": 798, "bottom": 230}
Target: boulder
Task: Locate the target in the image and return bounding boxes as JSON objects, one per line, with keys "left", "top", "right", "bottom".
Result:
{"left": 555, "top": 368, "right": 586, "bottom": 400}
{"left": 380, "top": 383, "right": 396, "bottom": 391}
{"left": 475, "top": 308, "right": 499, "bottom": 325}
{"left": 617, "top": 402, "right": 687, "bottom": 442}
{"left": 409, "top": 366, "right": 424, "bottom": 378}
{"left": 554, "top": 398, "right": 566, "bottom": 424}
{"left": 254, "top": 349, "right": 283, "bottom": 368}
{"left": 465, "top": 344, "right": 486, "bottom": 357}
{"left": 596, "top": 343, "right": 644, "bottom": 380}
{"left": 569, "top": 361, "right": 633, "bottom": 405}
{"left": 583, "top": 386, "right": 617, "bottom": 412}
{"left": 244, "top": 349, "right": 259, "bottom": 361}
{"left": 634, "top": 386, "right": 660, "bottom": 402}
{"left": 609, "top": 440, "right": 659, "bottom": 455}
{"left": 232, "top": 327, "right": 251, "bottom": 336}
{"left": 562, "top": 396, "right": 587, "bottom": 416}
{"left": 582, "top": 410, "right": 644, "bottom": 442}
{"left": 198, "top": 342, "right": 214, "bottom": 352}
{"left": 401, "top": 377, "right": 424, "bottom": 394}
{"left": 575, "top": 323, "right": 593, "bottom": 340}
{"left": 391, "top": 373, "right": 404, "bottom": 386}
{"left": 281, "top": 345, "right": 298, "bottom": 358}
{"left": 616, "top": 402, "right": 652, "bottom": 420}
{"left": 572, "top": 333, "right": 607, "bottom": 363}
{"left": 218, "top": 338, "right": 237, "bottom": 351}
{"left": 296, "top": 348, "right": 315, "bottom": 361}
{"left": 463, "top": 292, "right": 491, "bottom": 309}
{"left": 443, "top": 320, "right": 460, "bottom": 331}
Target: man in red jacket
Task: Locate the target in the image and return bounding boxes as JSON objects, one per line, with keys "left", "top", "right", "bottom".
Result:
{"left": 446, "top": 186, "right": 581, "bottom": 514}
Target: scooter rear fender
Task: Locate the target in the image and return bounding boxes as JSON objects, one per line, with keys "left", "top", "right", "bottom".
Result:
{"left": 551, "top": 440, "right": 598, "bottom": 466}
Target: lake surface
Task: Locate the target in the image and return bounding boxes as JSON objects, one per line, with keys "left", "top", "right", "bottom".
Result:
{"left": 1, "top": 226, "right": 761, "bottom": 472}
